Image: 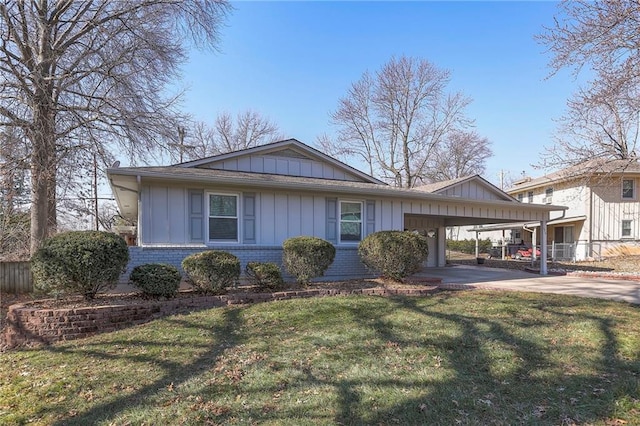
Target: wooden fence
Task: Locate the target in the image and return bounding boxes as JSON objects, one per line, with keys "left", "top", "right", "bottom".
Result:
{"left": 0, "top": 261, "right": 33, "bottom": 294}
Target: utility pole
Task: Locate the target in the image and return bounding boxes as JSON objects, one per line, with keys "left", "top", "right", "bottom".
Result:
{"left": 93, "top": 153, "right": 99, "bottom": 231}
{"left": 177, "top": 126, "right": 186, "bottom": 163}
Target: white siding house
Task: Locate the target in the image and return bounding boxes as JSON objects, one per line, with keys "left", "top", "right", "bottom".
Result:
{"left": 462, "top": 159, "right": 640, "bottom": 261}
{"left": 108, "top": 139, "right": 564, "bottom": 279}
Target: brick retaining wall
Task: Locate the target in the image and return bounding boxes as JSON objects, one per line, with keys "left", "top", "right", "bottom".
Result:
{"left": 4, "top": 285, "right": 438, "bottom": 349}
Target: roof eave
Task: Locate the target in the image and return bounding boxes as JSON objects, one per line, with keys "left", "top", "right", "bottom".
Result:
{"left": 107, "top": 168, "right": 566, "bottom": 212}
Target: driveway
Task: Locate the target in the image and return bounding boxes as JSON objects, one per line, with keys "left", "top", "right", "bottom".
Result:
{"left": 415, "top": 265, "right": 640, "bottom": 305}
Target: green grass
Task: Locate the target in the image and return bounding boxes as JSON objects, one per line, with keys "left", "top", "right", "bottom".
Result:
{"left": 1, "top": 291, "right": 639, "bottom": 425}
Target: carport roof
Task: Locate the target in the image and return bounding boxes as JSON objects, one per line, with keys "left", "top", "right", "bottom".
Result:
{"left": 467, "top": 215, "right": 587, "bottom": 232}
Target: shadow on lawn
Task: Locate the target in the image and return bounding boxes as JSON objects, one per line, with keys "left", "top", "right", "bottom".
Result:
{"left": 31, "top": 293, "right": 639, "bottom": 425}
{"left": 44, "top": 308, "right": 244, "bottom": 426}
{"left": 344, "top": 296, "right": 639, "bottom": 425}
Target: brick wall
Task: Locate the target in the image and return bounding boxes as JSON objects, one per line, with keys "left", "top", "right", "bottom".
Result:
{"left": 122, "top": 245, "right": 373, "bottom": 283}
{"left": 5, "top": 286, "right": 437, "bottom": 348}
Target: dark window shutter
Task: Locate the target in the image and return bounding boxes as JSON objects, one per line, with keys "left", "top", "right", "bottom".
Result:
{"left": 366, "top": 200, "right": 376, "bottom": 236}
{"left": 243, "top": 193, "right": 256, "bottom": 244}
{"left": 326, "top": 197, "right": 337, "bottom": 243}
{"left": 189, "top": 190, "right": 204, "bottom": 242}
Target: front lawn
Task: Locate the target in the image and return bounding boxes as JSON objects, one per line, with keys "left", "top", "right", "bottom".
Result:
{"left": 1, "top": 291, "right": 639, "bottom": 425}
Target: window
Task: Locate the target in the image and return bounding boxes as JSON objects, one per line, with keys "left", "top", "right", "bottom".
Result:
{"left": 517, "top": 193, "right": 523, "bottom": 202}
{"left": 622, "top": 179, "right": 634, "bottom": 199}
{"left": 544, "top": 187, "right": 553, "bottom": 204}
{"left": 527, "top": 191, "right": 534, "bottom": 203}
{"left": 208, "top": 194, "right": 238, "bottom": 241}
{"left": 340, "top": 201, "right": 362, "bottom": 242}
{"left": 622, "top": 220, "right": 632, "bottom": 238}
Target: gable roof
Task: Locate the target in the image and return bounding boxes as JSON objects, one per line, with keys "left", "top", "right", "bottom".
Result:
{"left": 177, "top": 138, "right": 386, "bottom": 185}
{"left": 413, "top": 175, "right": 517, "bottom": 202}
{"left": 509, "top": 158, "right": 640, "bottom": 192}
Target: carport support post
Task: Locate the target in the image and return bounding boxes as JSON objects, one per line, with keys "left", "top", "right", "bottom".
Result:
{"left": 540, "top": 219, "right": 548, "bottom": 275}
{"left": 475, "top": 231, "right": 479, "bottom": 258}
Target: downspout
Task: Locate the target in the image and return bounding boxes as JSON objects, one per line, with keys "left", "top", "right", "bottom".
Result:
{"left": 588, "top": 186, "right": 593, "bottom": 258}
{"left": 137, "top": 175, "right": 142, "bottom": 246}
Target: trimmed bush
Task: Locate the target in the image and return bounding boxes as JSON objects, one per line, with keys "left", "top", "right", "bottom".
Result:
{"left": 129, "top": 263, "right": 181, "bottom": 298}
{"left": 181, "top": 250, "right": 240, "bottom": 294}
{"left": 246, "top": 262, "right": 285, "bottom": 291}
{"left": 31, "top": 231, "right": 129, "bottom": 300}
{"left": 282, "top": 236, "right": 336, "bottom": 285}
{"left": 447, "top": 238, "right": 493, "bottom": 255}
{"left": 358, "top": 231, "right": 429, "bottom": 281}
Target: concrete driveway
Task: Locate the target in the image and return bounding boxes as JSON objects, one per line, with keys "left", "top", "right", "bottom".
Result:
{"left": 415, "top": 265, "right": 640, "bottom": 305}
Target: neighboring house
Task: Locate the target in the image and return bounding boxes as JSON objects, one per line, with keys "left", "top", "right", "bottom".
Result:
{"left": 107, "top": 139, "right": 563, "bottom": 279}
{"left": 466, "top": 159, "right": 640, "bottom": 261}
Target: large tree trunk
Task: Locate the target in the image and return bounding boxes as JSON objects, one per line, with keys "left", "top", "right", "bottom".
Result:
{"left": 29, "top": 96, "right": 56, "bottom": 255}
{"left": 30, "top": 139, "right": 51, "bottom": 256}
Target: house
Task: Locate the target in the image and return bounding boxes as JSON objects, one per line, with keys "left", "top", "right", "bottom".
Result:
{"left": 107, "top": 139, "right": 564, "bottom": 279}
{"left": 466, "top": 159, "right": 640, "bottom": 261}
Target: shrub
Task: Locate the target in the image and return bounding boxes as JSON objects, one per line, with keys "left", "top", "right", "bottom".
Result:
{"left": 446, "top": 238, "right": 493, "bottom": 255}
{"left": 129, "top": 263, "right": 181, "bottom": 298}
{"left": 245, "top": 262, "right": 285, "bottom": 291}
{"left": 31, "top": 231, "right": 129, "bottom": 300}
{"left": 282, "top": 236, "right": 335, "bottom": 285}
{"left": 358, "top": 231, "right": 429, "bottom": 281}
{"left": 181, "top": 250, "right": 240, "bottom": 294}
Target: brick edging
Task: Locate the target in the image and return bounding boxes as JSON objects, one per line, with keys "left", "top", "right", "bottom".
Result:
{"left": 4, "top": 286, "right": 438, "bottom": 349}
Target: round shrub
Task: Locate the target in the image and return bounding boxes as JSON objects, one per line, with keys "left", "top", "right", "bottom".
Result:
{"left": 31, "top": 231, "right": 129, "bottom": 300}
{"left": 181, "top": 250, "right": 240, "bottom": 294}
{"left": 129, "top": 263, "right": 181, "bottom": 298}
{"left": 358, "top": 231, "right": 429, "bottom": 281}
{"left": 282, "top": 236, "right": 335, "bottom": 285}
{"left": 246, "top": 261, "right": 285, "bottom": 291}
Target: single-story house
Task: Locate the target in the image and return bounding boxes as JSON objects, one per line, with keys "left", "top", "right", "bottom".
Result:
{"left": 107, "top": 139, "right": 566, "bottom": 279}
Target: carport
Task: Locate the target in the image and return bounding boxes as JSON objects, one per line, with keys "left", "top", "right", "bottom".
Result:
{"left": 407, "top": 175, "right": 568, "bottom": 275}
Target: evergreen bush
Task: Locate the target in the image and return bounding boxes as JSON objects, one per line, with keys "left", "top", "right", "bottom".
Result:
{"left": 181, "top": 250, "right": 240, "bottom": 294}
{"left": 446, "top": 238, "right": 492, "bottom": 255}
{"left": 282, "top": 236, "right": 335, "bottom": 285}
{"left": 129, "top": 263, "right": 181, "bottom": 298}
{"left": 358, "top": 231, "right": 429, "bottom": 281}
{"left": 31, "top": 231, "right": 129, "bottom": 300}
{"left": 245, "top": 262, "right": 285, "bottom": 291}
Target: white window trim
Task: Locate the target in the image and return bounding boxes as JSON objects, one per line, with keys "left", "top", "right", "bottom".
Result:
{"left": 621, "top": 220, "right": 633, "bottom": 239}
{"left": 206, "top": 192, "right": 240, "bottom": 244}
{"left": 622, "top": 179, "right": 635, "bottom": 200}
{"left": 339, "top": 200, "right": 363, "bottom": 244}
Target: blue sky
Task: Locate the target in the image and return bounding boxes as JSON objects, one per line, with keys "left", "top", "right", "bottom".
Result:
{"left": 178, "top": 1, "right": 577, "bottom": 187}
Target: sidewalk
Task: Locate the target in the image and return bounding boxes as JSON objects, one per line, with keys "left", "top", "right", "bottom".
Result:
{"left": 413, "top": 264, "right": 640, "bottom": 305}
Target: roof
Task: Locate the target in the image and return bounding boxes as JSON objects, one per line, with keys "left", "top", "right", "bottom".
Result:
{"left": 468, "top": 215, "right": 587, "bottom": 232}
{"left": 108, "top": 165, "right": 566, "bottom": 209}
{"left": 176, "top": 138, "right": 387, "bottom": 185}
{"left": 413, "top": 175, "right": 473, "bottom": 193}
{"left": 508, "top": 158, "right": 640, "bottom": 192}
{"left": 414, "top": 174, "right": 517, "bottom": 202}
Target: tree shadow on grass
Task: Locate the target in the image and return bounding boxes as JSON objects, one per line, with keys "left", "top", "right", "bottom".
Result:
{"left": 22, "top": 293, "right": 639, "bottom": 425}
{"left": 41, "top": 308, "right": 244, "bottom": 426}
{"left": 349, "top": 295, "right": 639, "bottom": 425}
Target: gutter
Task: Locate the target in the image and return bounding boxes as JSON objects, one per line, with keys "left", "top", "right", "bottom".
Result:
{"left": 108, "top": 169, "right": 567, "bottom": 213}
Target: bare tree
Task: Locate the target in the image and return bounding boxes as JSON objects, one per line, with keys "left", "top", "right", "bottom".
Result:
{"left": 320, "top": 55, "right": 477, "bottom": 188}
{"left": 0, "top": 1, "right": 230, "bottom": 255}
{"left": 419, "top": 130, "right": 492, "bottom": 183}
{"left": 181, "top": 110, "right": 282, "bottom": 160}
{"left": 539, "top": 0, "right": 640, "bottom": 169}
